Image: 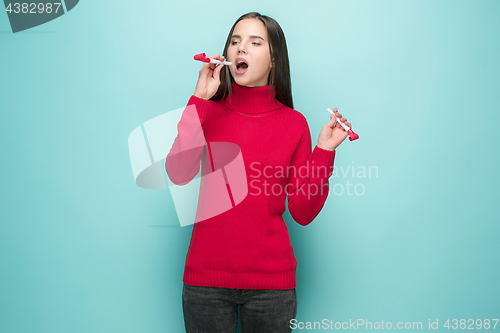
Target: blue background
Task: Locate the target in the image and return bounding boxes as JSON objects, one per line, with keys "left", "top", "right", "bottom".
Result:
{"left": 1, "top": 0, "right": 499, "bottom": 332}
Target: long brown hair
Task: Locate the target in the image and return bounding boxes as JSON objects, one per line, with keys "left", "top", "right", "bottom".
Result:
{"left": 210, "top": 12, "right": 294, "bottom": 109}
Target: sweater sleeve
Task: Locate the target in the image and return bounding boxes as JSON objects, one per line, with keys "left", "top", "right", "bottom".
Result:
{"left": 165, "top": 95, "right": 213, "bottom": 185}
{"left": 286, "top": 119, "right": 336, "bottom": 226}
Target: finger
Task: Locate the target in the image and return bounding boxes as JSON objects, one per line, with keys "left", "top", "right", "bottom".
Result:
{"left": 214, "top": 61, "right": 224, "bottom": 79}
{"left": 200, "top": 59, "right": 216, "bottom": 72}
{"left": 212, "top": 54, "right": 227, "bottom": 70}
{"left": 324, "top": 114, "right": 336, "bottom": 129}
{"left": 203, "top": 64, "right": 214, "bottom": 73}
{"left": 205, "top": 54, "right": 220, "bottom": 70}
{"left": 331, "top": 110, "right": 339, "bottom": 121}
{"left": 333, "top": 115, "right": 341, "bottom": 128}
{"left": 209, "top": 53, "right": 223, "bottom": 62}
{"left": 345, "top": 121, "right": 352, "bottom": 129}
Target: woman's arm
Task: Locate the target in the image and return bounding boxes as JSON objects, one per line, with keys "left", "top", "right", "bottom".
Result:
{"left": 165, "top": 95, "right": 213, "bottom": 185}
{"left": 166, "top": 53, "right": 226, "bottom": 185}
{"left": 286, "top": 119, "right": 336, "bottom": 226}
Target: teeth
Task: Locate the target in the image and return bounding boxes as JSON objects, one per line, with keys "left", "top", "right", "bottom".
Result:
{"left": 236, "top": 60, "right": 247, "bottom": 71}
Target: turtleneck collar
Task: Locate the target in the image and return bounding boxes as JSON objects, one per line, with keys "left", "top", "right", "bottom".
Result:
{"left": 222, "top": 81, "right": 283, "bottom": 114}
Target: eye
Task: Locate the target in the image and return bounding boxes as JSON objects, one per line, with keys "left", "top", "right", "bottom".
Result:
{"left": 230, "top": 40, "right": 261, "bottom": 45}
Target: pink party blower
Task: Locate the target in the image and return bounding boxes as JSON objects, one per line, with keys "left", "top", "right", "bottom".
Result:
{"left": 327, "top": 108, "right": 359, "bottom": 141}
{"left": 194, "top": 52, "right": 232, "bottom": 65}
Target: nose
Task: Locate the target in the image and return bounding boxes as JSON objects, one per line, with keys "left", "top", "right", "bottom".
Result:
{"left": 237, "top": 42, "right": 247, "bottom": 54}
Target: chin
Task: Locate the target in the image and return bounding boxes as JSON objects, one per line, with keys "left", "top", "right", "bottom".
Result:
{"left": 234, "top": 77, "right": 250, "bottom": 86}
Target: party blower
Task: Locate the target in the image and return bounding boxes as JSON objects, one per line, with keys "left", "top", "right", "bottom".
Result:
{"left": 194, "top": 53, "right": 232, "bottom": 66}
{"left": 327, "top": 108, "right": 359, "bottom": 141}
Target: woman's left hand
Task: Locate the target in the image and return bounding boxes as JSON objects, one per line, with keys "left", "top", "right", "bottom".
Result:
{"left": 317, "top": 108, "right": 352, "bottom": 151}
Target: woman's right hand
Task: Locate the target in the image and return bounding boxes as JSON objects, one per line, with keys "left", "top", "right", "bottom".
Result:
{"left": 193, "top": 53, "right": 226, "bottom": 101}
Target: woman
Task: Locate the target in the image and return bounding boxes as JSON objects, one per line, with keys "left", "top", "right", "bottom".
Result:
{"left": 166, "top": 11, "right": 352, "bottom": 333}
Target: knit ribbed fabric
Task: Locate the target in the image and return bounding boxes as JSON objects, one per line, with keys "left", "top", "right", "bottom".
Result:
{"left": 166, "top": 81, "right": 336, "bottom": 290}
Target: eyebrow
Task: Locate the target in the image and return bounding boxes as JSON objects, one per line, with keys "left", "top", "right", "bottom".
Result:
{"left": 231, "top": 34, "right": 265, "bottom": 41}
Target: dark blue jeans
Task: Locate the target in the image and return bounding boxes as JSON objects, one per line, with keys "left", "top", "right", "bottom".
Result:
{"left": 182, "top": 283, "right": 298, "bottom": 333}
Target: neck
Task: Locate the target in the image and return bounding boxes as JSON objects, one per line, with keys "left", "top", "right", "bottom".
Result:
{"left": 222, "top": 81, "right": 283, "bottom": 114}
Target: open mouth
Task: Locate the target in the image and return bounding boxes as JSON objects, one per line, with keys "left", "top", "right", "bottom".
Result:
{"left": 235, "top": 60, "right": 248, "bottom": 74}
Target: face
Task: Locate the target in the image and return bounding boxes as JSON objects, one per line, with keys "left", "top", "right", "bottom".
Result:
{"left": 227, "top": 18, "right": 273, "bottom": 88}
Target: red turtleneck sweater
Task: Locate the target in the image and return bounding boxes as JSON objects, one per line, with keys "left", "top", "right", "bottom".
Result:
{"left": 166, "top": 81, "right": 336, "bottom": 290}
